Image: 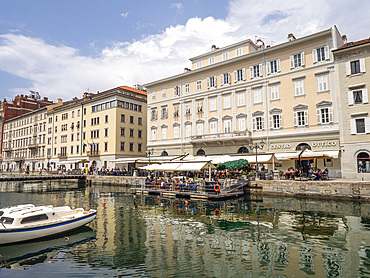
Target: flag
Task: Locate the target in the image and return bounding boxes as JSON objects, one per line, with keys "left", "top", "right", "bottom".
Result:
{"left": 83, "top": 143, "right": 87, "bottom": 147}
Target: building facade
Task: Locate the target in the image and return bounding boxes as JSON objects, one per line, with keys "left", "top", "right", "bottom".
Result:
{"left": 2, "top": 86, "right": 147, "bottom": 171}
{"left": 333, "top": 39, "right": 370, "bottom": 180}
{"left": 144, "top": 26, "right": 346, "bottom": 177}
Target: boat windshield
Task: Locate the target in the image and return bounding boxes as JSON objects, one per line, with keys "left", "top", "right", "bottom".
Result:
{"left": 1, "top": 217, "right": 14, "bottom": 224}
{"left": 21, "top": 214, "right": 49, "bottom": 224}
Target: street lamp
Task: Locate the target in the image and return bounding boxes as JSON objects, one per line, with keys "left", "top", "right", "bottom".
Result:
{"left": 248, "top": 140, "right": 265, "bottom": 172}
{"left": 145, "top": 148, "right": 154, "bottom": 164}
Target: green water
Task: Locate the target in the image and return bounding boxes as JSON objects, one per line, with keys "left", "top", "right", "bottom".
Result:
{"left": 0, "top": 181, "right": 369, "bottom": 277}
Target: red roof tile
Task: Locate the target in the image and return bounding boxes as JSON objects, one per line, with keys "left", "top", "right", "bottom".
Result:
{"left": 119, "top": 86, "right": 147, "bottom": 96}
{"left": 338, "top": 38, "right": 370, "bottom": 50}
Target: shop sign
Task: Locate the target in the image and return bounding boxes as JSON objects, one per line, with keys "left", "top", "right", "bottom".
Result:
{"left": 270, "top": 144, "right": 291, "bottom": 150}
{"left": 312, "top": 141, "right": 337, "bottom": 147}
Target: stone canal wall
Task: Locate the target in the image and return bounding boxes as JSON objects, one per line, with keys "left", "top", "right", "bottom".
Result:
{"left": 86, "top": 175, "right": 370, "bottom": 201}
{"left": 253, "top": 179, "right": 370, "bottom": 201}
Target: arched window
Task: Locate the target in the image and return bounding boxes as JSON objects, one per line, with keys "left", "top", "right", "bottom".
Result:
{"left": 196, "top": 149, "right": 206, "bottom": 156}
{"left": 296, "top": 143, "right": 311, "bottom": 151}
{"left": 237, "top": 146, "right": 249, "bottom": 154}
{"left": 357, "top": 152, "right": 370, "bottom": 173}
{"left": 161, "top": 151, "right": 168, "bottom": 157}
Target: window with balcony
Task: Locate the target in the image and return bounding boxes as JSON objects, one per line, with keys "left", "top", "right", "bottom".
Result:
{"left": 209, "top": 120, "right": 217, "bottom": 134}
{"left": 223, "top": 119, "right": 232, "bottom": 133}
{"left": 196, "top": 122, "right": 203, "bottom": 136}
{"left": 237, "top": 116, "right": 246, "bottom": 131}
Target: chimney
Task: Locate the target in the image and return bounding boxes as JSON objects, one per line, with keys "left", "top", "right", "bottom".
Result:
{"left": 184, "top": 68, "right": 191, "bottom": 72}
{"left": 83, "top": 92, "right": 89, "bottom": 98}
{"left": 57, "top": 98, "right": 63, "bottom": 104}
{"left": 211, "top": 45, "right": 218, "bottom": 51}
{"left": 256, "top": 39, "right": 265, "bottom": 49}
{"left": 342, "top": 35, "right": 347, "bottom": 44}
{"left": 287, "top": 33, "right": 296, "bottom": 41}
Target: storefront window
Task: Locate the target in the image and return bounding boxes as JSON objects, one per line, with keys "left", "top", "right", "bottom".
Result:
{"left": 357, "top": 152, "right": 370, "bottom": 173}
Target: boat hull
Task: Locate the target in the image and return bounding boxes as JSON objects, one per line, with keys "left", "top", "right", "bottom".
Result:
{"left": 0, "top": 212, "right": 96, "bottom": 245}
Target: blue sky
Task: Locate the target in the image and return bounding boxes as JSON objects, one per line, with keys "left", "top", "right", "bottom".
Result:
{"left": 0, "top": 0, "right": 369, "bottom": 101}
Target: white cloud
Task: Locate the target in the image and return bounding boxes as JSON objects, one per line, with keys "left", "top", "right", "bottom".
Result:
{"left": 0, "top": 0, "right": 369, "bottom": 101}
{"left": 120, "top": 12, "right": 129, "bottom": 18}
{"left": 171, "top": 3, "right": 184, "bottom": 12}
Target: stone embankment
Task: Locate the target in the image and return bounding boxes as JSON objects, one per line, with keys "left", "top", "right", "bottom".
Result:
{"left": 87, "top": 176, "right": 370, "bottom": 201}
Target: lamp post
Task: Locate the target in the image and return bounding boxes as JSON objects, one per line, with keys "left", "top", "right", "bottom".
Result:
{"left": 145, "top": 148, "right": 154, "bottom": 164}
{"left": 248, "top": 140, "right": 265, "bottom": 172}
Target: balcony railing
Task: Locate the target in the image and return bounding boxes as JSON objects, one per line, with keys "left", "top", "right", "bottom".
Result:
{"left": 28, "top": 142, "right": 39, "bottom": 149}
{"left": 57, "top": 153, "right": 68, "bottom": 159}
{"left": 190, "top": 130, "right": 251, "bottom": 143}
{"left": 3, "top": 146, "right": 12, "bottom": 152}
{"left": 87, "top": 151, "right": 100, "bottom": 157}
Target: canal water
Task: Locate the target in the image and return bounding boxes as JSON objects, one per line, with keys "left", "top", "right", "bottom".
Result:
{"left": 0, "top": 181, "right": 369, "bottom": 278}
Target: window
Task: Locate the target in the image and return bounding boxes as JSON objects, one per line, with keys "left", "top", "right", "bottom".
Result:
{"left": 357, "top": 152, "right": 370, "bottom": 173}
{"left": 350, "top": 117, "right": 370, "bottom": 134}
{"left": 197, "top": 122, "right": 203, "bottom": 135}
{"left": 235, "top": 47, "right": 243, "bottom": 57}
{"left": 138, "top": 117, "right": 142, "bottom": 125}
{"left": 105, "top": 115, "right": 108, "bottom": 123}
{"left": 162, "top": 89, "right": 167, "bottom": 100}
{"left": 351, "top": 60, "right": 360, "bottom": 74}
{"left": 270, "top": 84, "right": 280, "bottom": 100}
{"left": 138, "top": 130, "right": 142, "bottom": 138}
{"left": 151, "top": 109, "right": 157, "bottom": 121}
{"left": 185, "top": 102, "right": 191, "bottom": 115}
{"left": 208, "top": 97, "right": 216, "bottom": 111}
{"left": 222, "top": 52, "right": 229, "bottom": 61}
{"left": 151, "top": 91, "right": 156, "bottom": 102}
{"left": 76, "top": 145, "right": 79, "bottom": 154}
{"left": 220, "top": 72, "right": 230, "bottom": 86}
{"left": 61, "top": 113, "right": 68, "bottom": 120}
{"left": 185, "top": 124, "right": 191, "bottom": 137}
{"left": 234, "top": 68, "right": 246, "bottom": 82}
{"left": 91, "top": 117, "right": 100, "bottom": 126}
{"left": 121, "top": 127, "right": 125, "bottom": 136}
{"left": 120, "top": 142, "right": 125, "bottom": 151}
{"left": 104, "top": 142, "right": 108, "bottom": 151}
{"left": 253, "top": 87, "right": 262, "bottom": 104}
{"left": 317, "top": 74, "right": 329, "bottom": 92}
{"left": 161, "top": 126, "right": 167, "bottom": 140}
{"left": 348, "top": 89, "right": 368, "bottom": 105}
{"left": 290, "top": 52, "right": 305, "bottom": 69}
{"left": 223, "top": 119, "right": 232, "bottom": 133}
{"left": 128, "top": 128, "right": 133, "bottom": 138}
{"left": 90, "top": 130, "right": 99, "bottom": 139}
{"left": 174, "top": 125, "right": 179, "bottom": 139}
{"left": 70, "top": 146, "right": 74, "bottom": 154}
{"left": 196, "top": 80, "right": 202, "bottom": 92}
{"left": 207, "top": 76, "right": 217, "bottom": 89}
{"left": 267, "top": 59, "right": 281, "bottom": 74}
{"left": 313, "top": 46, "right": 329, "bottom": 63}
{"left": 294, "top": 110, "right": 308, "bottom": 127}
{"left": 223, "top": 94, "right": 231, "bottom": 109}
{"left": 294, "top": 78, "right": 305, "bottom": 96}
{"left": 237, "top": 117, "right": 246, "bottom": 131}
{"left": 173, "top": 86, "right": 180, "bottom": 97}
{"left": 209, "top": 56, "right": 215, "bottom": 65}
{"left": 83, "top": 108, "right": 86, "bottom": 115}
{"left": 151, "top": 129, "right": 156, "bottom": 141}
{"left": 253, "top": 116, "right": 264, "bottom": 131}
{"left": 269, "top": 112, "right": 282, "bottom": 129}
{"left": 209, "top": 121, "right": 217, "bottom": 134}
{"left": 347, "top": 59, "right": 366, "bottom": 75}
{"left": 71, "top": 134, "right": 74, "bottom": 141}
{"left": 196, "top": 61, "right": 202, "bottom": 69}
{"left": 250, "top": 64, "right": 262, "bottom": 78}
{"left": 138, "top": 143, "right": 142, "bottom": 152}
{"left": 185, "top": 83, "right": 190, "bottom": 95}
{"left": 61, "top": 135, "right": 67, "bottom": 143}
{"left": 237, "top": 91, "right": 245, "bottom": 106}
{"left": 161, "top": 106, "right": 168, "bottom": 119}
{"left": 61, "top": 124, "right": 67, "bottom": 131}
{"left": 129, "top": 143, "right": 134, "bottom": 151}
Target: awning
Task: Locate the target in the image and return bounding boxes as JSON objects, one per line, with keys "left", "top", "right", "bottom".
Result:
{"left": 275, "top": 150, "right": 340, "bottom": 160}
{"left": 58, "top": 159, "right": 90, "bottom": 164}
{"left": 139, "top": 162, "right": 214, "bottom": 171}
{"left": 139, "top": 163, "right": 182, "bottom": 171}
{"left": 176, "top": 162, "right": 212, "bottom": 171}
{"left": 208, "top": 154, "right": 279, "bottom": 164}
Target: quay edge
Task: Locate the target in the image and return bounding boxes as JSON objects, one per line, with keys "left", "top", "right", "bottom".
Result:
{"left": 86, "top": 176, "right": 370, "bottom": 202}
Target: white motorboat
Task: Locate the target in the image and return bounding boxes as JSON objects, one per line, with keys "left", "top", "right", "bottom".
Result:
{"left": 0, "top": 204, "right": 97, "bottom": 245}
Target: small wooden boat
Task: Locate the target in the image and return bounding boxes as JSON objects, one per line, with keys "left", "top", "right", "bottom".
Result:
{"left": 0, "top": 204, "right": 97, "bottom": 245}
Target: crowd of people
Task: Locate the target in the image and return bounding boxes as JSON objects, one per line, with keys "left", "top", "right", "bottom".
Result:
{"left": 282, "top": 167, "right": 329, "bottom": 180}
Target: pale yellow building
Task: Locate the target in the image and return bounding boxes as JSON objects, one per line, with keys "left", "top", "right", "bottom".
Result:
{"left": 2, "top": 107, "right": 48, "bottom": 171}
{"left": 45, "top": 86, "right": 147, "bottom": 170}
{"left": 144, "top": 26, "right": 346, "bottom": 177}
{"left": 334, "top": 38, "right": 370, "bottom": 180}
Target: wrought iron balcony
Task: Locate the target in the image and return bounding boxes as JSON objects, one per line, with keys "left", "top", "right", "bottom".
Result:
{"left": 87, "top": 151, "right": 100, "bottom": 157}
{"left": 57, "top": 153, "right": 68, "bottom": 159}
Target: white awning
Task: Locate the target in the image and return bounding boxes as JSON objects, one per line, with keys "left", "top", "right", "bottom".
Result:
{"left": 176, "top": 162, "right": 212, "bottom": 171}
{"left": 209, "top": 154, "right": 278, "bottom": 164}
{"left": 275, "top": 150, "right": 340, "bottom": 160}
{"left": 139, "top": 163, "right": 182, "bottom": 171}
